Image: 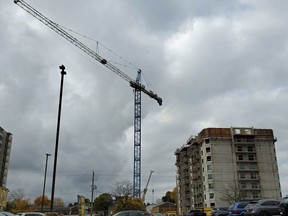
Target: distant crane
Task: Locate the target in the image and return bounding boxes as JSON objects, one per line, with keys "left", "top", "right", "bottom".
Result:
{"left": 14, "top": 0, "right": 162, "bottom": 199}
{"left": 142, "top": 170, "right": 154, "bottom": 203}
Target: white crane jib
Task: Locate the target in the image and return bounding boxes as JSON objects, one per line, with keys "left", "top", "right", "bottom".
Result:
{"left": 142, "top": 170, "right": 154, "bottom": 202}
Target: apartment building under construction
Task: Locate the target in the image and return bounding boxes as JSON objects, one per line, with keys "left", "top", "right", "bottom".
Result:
{"left": 0, "top": 127, "right": 12, "bottom": 208}
{"left": 0, "top": 127, "right": 12, "bottom": 187}
{"left": 175, "top": 127, "right": 281, "bottom": 215}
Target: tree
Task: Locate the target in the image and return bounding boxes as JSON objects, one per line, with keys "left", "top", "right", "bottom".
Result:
{"left": 162, "top": 190, "right": 176, "bottom": 203}
{"left": 14, "top": 199, "right": 31, "bottom": 212}
{"left": 6, "top": 189, "right": 31, "bottom": 213}
{"left": 54, "top": 197, "right": 65, "bottom": 207}
{"left": 94, "top": 193, "right": 113, "bottom": 212}
{"left": 219, "top": 182, "right": 244, "bottom": 204}
{"left": 114, "top": 197, "right": 145, "bottom": 213}
{"left": 111, "top": 180, "right": 133, "bottom": 198}
{"left": 34, "top": 195, "right": 50, "bottom": 205}
{"left": 170, "top": 187, "right": 177, "bottom": 203}
{"left": 9, "top": 189, "right": 25, "bottom": 201}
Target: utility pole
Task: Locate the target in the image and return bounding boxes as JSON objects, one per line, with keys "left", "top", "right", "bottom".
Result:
{"left": 42, "top": 153, "right": 51, "bottom": 212}
{"left": 50, "top": 65, "right": 67, "bottom": 211}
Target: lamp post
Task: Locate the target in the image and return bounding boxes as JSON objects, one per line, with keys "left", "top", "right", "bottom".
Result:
{"left": 42, "top": 153, "right": 51, "bottom": 212}
{"left": 50, "top": 65, "right": 67, "bottom": 211}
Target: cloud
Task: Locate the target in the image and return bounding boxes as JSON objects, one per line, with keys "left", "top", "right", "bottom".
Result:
{"left": 1, "top": 0, "right": 288, "bottom": 205}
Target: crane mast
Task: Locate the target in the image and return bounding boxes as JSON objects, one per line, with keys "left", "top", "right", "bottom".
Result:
{"left": 14, "top": 0, "right": 162, "bottom": 199}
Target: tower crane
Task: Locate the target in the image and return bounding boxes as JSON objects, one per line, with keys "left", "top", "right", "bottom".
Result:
{"left": 14, "top": 0, "right": 162, "bottom": 198}
{"left": 142, "top": 170, "right": 154, "bottom": 203}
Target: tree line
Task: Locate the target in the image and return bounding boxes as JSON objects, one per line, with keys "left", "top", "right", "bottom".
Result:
{"left": 4, "top": 180, "right": 177, "bottom": 214}
{"left": 5, "top": 188, "right": 64, "bottom": 213}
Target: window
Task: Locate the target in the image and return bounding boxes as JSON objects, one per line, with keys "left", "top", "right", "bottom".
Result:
{"left": 239, "top": 163, "right": 245, "bottom": 170}
{"left": 241, "top": 182, "right": 246, "bottom": 188}
{"left": 206, "top": 147, "right": 211, "bottom": 153}
{"left": 237, "top": 146, "right": 243, "bottom": 152}
{"left": 239, "top": 202, "right": 249, "bottom": 208}
{"left": 249, "top": 163, "right": 256, "bottom": 170}
{"left": 238, "top": 155, "right": 243, "bottom": 161}
{"left": 248, "top": 146, "right": 254, "bottom": 152}
{"left": 209, "top": 183, "right": 214, "bottom": 189}
{"left": 207, "top": 156, "right": 211, "bottom": 161}
{"left": 208, "top": 174, "right": 213, "bottom": 180}
{"left": 240, "top": 173, "right": 245, "bottom": 179}
{"left": 209, "top": 193, "right": 214, "bottom": 199}
{"left": 207, "top": 164, "right": 212, "bottom": 171}
{"left": 248, "top": 155, "right": 255, "bottom": 161}
{"left": 235, "top": 129, "right": 241, "bottom": 134}
{"left": 250, "top": 173, "right": 257, "bottom": 179}
{"left": 205, "top": 139, "right": 210, "bottom": 144}
{"left": 252, "top": 191, "right": 259, "bottom": 198}
{"left": 246, "top": 138, "right": 254, "bottom": 143}
{"left": 251, "top": 182, "right": 258, "bottom": 189}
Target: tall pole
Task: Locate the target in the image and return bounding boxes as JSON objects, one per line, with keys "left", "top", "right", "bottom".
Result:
{"left": 42, "top": 153, "right": 51, "bottom": 212}
{"left": 50, "top": 65, "right": 67, "bottom": 211}
{"left": 91, "top": 171, "right": 95, "bottom": 216}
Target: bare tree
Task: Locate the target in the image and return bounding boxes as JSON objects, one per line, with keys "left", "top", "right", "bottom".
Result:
{"left": 8, "top": 188, "right": 25, "bottom": 201}
{"left": 111, "top": 180, "right": 133, "bottom": 198}
{"left": 219, "top": 182, "right": 244, "bottom": 205}
{"left": 6, "top": 188, "right": 31, "bottom": 212}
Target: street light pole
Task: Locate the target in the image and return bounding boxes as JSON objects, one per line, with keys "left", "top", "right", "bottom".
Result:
{"left": 42, "top": 153, "right": 51, "bottom": 212}
{"left": 50, "top": 65, "right": 67, "bottom": 211}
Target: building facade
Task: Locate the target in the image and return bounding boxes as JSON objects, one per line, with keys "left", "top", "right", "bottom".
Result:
{"left": 175, "top": 127, "right": 281, "bottom": 215}
{"left": 0, "top": 127, "right": 13, "bottom": 187}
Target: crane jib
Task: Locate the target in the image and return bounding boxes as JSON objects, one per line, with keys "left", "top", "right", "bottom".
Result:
{"left": 13, "top": 0, "right": 162, "bottom": 106}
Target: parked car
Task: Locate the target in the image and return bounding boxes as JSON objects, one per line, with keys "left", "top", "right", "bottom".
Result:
{"left": 228, "top": 202, "right": 251, "bottom": 216}
{"left": 279, "top": 197, "right": 288, "bottom": 216}
{"left": 244, "top": 199, "right": 280, "bottom": 216}
{"left": 113, "top": 211, "right": 150, "bottom": 216}
{"left": 17, "top": 213, "right": 44, "bottom": 216}
{"left": 186, "top": 209, "right": 206, "bottom": 216}
{"left": 0, "top": 212, "right": 16, "bottom": 216}
{"left": 151, "top": 213, "right": 164, "bottom": 216}
{"left": 211, "top": 207, "right": 229, "bottom": 216}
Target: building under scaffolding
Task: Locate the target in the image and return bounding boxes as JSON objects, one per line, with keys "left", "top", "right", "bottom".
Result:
{"left": 175, "top": 127, "right": 281, "bottom": 215}
{"left": 0, "top": 127, "right": 12, "bottom": 209}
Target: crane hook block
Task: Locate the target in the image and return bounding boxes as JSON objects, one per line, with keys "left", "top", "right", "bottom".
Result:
{"left": 101, "top": 59, "right": 107, "bottom": 64}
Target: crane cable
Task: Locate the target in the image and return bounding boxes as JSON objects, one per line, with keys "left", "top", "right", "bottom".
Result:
{"left": 55, "top": 23, "right": 139, "bottom": 70}
{"left": 55, "top": 23, "right": 158, "bottom": 90}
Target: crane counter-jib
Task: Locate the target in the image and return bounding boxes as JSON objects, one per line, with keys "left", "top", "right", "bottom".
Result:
{"left": 13, "top": 0, "right": 163, "bottom": 106}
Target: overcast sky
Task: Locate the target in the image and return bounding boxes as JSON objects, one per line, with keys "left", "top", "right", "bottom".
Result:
{"left": 1, "top": 0, "right": 288, "bottom": 205}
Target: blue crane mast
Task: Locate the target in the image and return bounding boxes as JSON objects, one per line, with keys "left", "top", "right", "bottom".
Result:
{"left": 14, "top": 0, "right": 162, "bottom": 198}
